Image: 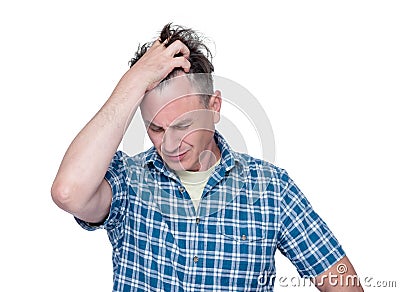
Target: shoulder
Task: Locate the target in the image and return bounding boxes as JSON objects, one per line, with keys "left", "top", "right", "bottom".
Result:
{"left": 229, "top": 151, "right": 293, "bottom": 202}
{"left": 232, "top": 151, "right": 286, "bottom": 181}
{"left": 109, "top": 148, "right": 154, "bottom": 172}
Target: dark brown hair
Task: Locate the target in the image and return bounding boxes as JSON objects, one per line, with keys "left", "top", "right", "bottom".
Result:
{"left": 129, "top": 23, "right": 215, "bottom": 106}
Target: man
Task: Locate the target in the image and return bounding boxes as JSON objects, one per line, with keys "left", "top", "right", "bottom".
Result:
{"left": 51, "top": 23, "right": 363, "bottom": 291}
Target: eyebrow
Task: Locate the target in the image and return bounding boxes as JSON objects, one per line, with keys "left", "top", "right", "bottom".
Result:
{"left": 144, "top": 118, "right": 193, "bottom": 129}
{"left": 144, "top": 121, "right": 162, "bottom": 130}
{"left": 170, "top": 118, "right": 193, "bottom": 127}
{"left": 144, "top": 120, "right": 156, "bottom": 127}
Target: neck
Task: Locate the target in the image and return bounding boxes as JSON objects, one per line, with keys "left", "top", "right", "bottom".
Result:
{"left": 197, "top": 140, "right": 221, "bottom": 171}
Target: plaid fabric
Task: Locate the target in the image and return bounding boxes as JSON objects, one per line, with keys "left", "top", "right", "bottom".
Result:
{"left": 76, "top": 131, "right": 345, "bottom": 291}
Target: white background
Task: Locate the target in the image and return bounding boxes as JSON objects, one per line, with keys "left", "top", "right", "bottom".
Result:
{"left": 1, "top": 1, "right": 399, "bottom": 291}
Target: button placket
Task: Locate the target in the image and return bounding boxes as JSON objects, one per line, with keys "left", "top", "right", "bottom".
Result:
{"left": 193, "top": 216, "right": 203, "bottom": 265}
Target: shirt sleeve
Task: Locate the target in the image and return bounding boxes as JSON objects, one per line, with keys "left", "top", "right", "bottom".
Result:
{"left": 75, "top": 151, "right": 129, "bottom": 232}
{"left": 277, "top": 170, "right": 346, "bottom": 277}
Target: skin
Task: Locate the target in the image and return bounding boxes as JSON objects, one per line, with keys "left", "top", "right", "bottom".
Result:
{"left": 314, "top": 256, "right": 364, "bottom": 291}
{"left": 140, "top": 74, "right": 221, "bottom": 171}
{"left": 51, "top": 36, "right": 363, "bottom": 291}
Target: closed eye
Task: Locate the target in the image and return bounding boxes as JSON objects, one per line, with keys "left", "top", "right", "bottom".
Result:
{"left": 172, "top": 124, "right": 191, "bottom": 130}
{"left": 149, "top": 125, "right": 164, "bottom": 132}
{"left": 171, "top": 118, "right": 193, "bottom": 130}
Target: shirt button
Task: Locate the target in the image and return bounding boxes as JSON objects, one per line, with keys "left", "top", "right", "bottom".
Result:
{"left": 193, "top": 256, "right": 199, "bottom": 263}
{"left": 241, "top": 234, "right": 247, "bottom": 240}
{"left": 178, "top": 186, "right": 185, "bottom": 192}
{"left": 196, "top": 218, "right": 200, "bottom": 224}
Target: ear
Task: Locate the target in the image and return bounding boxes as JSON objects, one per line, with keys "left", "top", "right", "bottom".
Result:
{"left": 208, "top": 90, "right": 222, "bottom": 123}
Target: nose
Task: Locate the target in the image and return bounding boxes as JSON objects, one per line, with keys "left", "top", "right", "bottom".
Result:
{"left": 161, "top": 128, "right": 182, "bottom": 155}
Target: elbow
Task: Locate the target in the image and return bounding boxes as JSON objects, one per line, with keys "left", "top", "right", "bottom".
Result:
{"left": 51, "top": 180, "right": 80, "bottom": 213}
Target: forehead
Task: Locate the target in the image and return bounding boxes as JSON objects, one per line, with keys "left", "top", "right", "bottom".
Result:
{"left": 140, "top": 75, "right": 204, "bottom": 124}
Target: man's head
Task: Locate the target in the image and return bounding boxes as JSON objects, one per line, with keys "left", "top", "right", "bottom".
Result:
{"left": 131, "top": 23, "right": 222, "bottom": 171}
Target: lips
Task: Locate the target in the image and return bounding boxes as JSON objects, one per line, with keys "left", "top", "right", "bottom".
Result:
{"left": 165, "top": 150, "right": 189, "bottom": 162}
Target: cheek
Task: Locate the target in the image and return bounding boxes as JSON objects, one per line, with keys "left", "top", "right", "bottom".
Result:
{"left": 183, "top": 130, "right": 212, "bottom": 147}
{"left": 147, "top": 131, "right": 163, "bottom": 148}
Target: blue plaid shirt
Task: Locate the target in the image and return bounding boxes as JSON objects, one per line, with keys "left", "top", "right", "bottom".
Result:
{"left": 76, "top": 131, "right": 345, "bottom": 291}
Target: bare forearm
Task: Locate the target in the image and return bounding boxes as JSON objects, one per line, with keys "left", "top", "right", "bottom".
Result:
{"left": 52, "top": 75, "right": 145, "bottom": 210}
{"left": 315, "top": 256, "right": 364, "bottom": 292}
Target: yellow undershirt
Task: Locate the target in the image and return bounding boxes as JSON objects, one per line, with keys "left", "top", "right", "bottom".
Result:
{"left": 175, "top": 159, "right": 221, "bottom": 212}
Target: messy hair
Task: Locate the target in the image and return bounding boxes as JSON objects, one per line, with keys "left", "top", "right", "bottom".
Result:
{"left": 128, "top": 23, "right": 215, "bottom": 107}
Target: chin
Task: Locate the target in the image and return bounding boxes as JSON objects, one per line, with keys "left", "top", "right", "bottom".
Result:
{"left": 167, "top": 159, "right": 197, "bottom": 172}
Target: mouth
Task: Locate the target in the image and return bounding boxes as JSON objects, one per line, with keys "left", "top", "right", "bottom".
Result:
{"left": 165, "top": 150, "right": 189, "bottom": 162}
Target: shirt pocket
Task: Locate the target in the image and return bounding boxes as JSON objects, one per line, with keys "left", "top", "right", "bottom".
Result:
{"left": 216, "top": 197, "right": 267, "bottom": 242}
{"left": 217, "top": 220, "right": 266, "bottom": 242}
